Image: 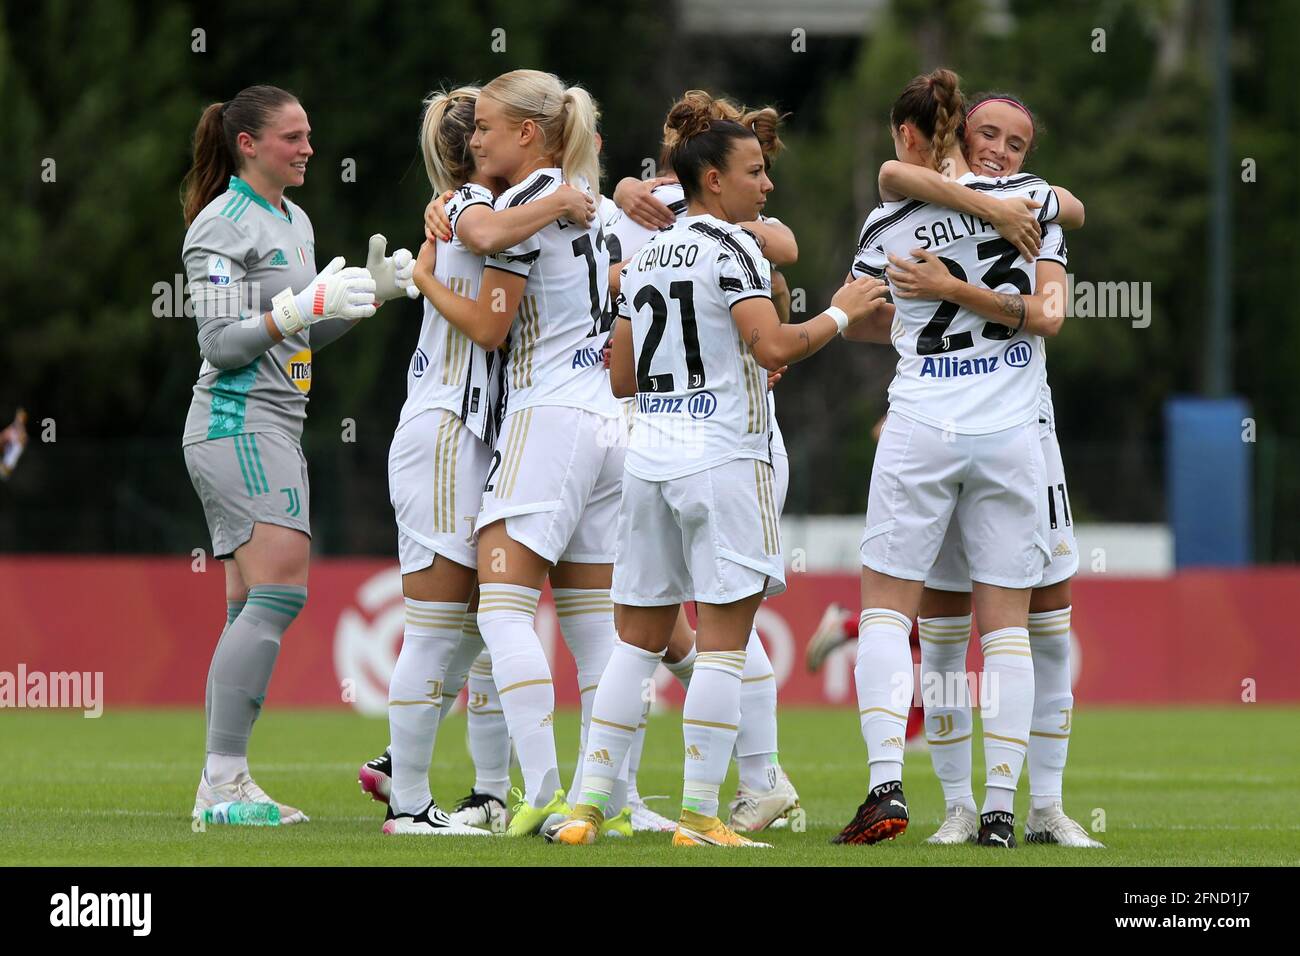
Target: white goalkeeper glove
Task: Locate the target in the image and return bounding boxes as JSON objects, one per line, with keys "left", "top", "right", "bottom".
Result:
{"left": 367, "top": 234, "right": 418, "bottom": 302}
{"left": 270, "top": 256, "right": 377, "bottom": 336}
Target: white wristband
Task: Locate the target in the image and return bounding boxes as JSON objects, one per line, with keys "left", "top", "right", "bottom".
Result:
{"left": 825, "top": 306, "right": 850, "bottom": 335}
{"left": 271, "top": 287, "right": 306, "bottom": 336}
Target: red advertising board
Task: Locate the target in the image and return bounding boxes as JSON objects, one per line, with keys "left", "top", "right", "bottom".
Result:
{"left": 1, "top": 558, "right": 1295, "bottom": 711}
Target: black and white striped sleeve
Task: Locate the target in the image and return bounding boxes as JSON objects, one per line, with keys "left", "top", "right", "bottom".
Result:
{"left": 715, "top": 229, "right": 772, "bottom": 307}
{"left": 1038, "top": 222, "right": 1069, "bottom": 267}
{"left": 448, "top": 183, "right": 494, "bottom": 236}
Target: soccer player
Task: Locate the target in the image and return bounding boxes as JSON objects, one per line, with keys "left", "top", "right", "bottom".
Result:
{"left": 360, "top": 85, "right": 596, "bottom": 833}
{"left": 413, "top": 70, "right": 626, "bottom": 837}
{"left": 181, "top": 85, "right": 414, "bottom": 825}
{"left": 606, "top": 95, "right": 803, "bottom": 833}
{"left": 544, "top": 93, "right": 888, "bottom": 847}
{"left": 805, "top": 91, "right": 1099, "bottom": 848}
{"left": 878, "top": 94, "right": 1101, "bottom": 848}
{"left": 835, "top": 69, "right": 1066, "bottom": 848}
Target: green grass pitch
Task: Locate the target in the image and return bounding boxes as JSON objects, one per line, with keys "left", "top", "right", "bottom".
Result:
{"left": 2, "top": 707, "right": 1297, "bottom": 866}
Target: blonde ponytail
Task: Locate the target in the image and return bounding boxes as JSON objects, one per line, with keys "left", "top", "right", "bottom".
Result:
{"left": 419, "top": 86, "right": 480, "bottom": 195}
{"left": 560, "top": 85, "right": 601, "bottom": 195}
{"left": 481, "top": 70, "right": 601, "bottom": 194}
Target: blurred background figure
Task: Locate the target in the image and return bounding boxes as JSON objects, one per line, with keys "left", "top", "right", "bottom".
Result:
{"left": 0, "top": 409, "right": 28, "bottom": 481}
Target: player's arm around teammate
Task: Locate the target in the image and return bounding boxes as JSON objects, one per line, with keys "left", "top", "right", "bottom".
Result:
{"left": 423, "top": 181, "right": 594, "bottom": 249}
{"left": 179, "top": 85, "right": 413, "bottom": 825}
{"left": 411, "top": 132, "right": 595, "bottom": 352}
{"left": 837, "top": 70, "right": 1059, "bottom": 849}
{"left": 415, "top": 71, "right": 627, "bottom": 834}
{"left": 546, "top": 95, "right": 885, "bottom": 849}
{"left": 904, "top": 92, "right": 1098, "bottom": 847}
{"left": 887, "top": 245, "right": 1068, "bottom": 337}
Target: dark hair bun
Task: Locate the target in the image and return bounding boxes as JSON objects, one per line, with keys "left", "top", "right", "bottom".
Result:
{"left": 663, "top": 91, "right": 716, "bottom": 153}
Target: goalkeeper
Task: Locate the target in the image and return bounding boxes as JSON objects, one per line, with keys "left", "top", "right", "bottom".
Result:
{"left": 179, "top": 85, "right": 416, "bottom": 825}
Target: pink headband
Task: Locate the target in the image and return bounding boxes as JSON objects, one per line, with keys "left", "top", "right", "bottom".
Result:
{"left": 966, "top": 97, "right": 1033, "bottom": 125}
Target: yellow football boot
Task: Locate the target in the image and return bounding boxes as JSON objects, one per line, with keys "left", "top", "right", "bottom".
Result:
{"left": 505, "top": 788, "right": 570, "bottom": 837}
{"left": 672, "top": 809, "right": 772, "bottom": 848}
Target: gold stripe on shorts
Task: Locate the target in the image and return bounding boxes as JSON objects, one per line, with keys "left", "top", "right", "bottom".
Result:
{"left": 434, "top": 411, "right": 458, "bottom": 533}
{"left": 499, "top": 407, "right": 532, "bottom": 498}
{"left": 760, "top": 461, "right": 781, "bottom": 554}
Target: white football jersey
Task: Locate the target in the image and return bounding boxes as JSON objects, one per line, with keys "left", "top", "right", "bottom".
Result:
{"left": 852, "top": 172, "right": 1061, "bottom": 435}
{"left": 610, "top": 183, "right": 787, "bottom": 459}
{"left": 397, "top": 182, "right": 503, "bottom": 444}
{"left": 619, "top": 214, "right": 774, "bottom": 481}
{"left": 486, "top": 169, "right": 619, "bottom": 419}
{"left": 605, "top": 182, "right": 688, "bottom": 264}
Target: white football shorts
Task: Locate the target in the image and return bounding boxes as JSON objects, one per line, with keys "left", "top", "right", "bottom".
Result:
{"left": 612, "top": 456, "right": 786, "bottom": 606}
{"left": 389, "top": 408, "right": 493, "bottom": 573}
{"left": 773, "top": 448, "right": 789, "bottom": 516}
{"left": 477, "top": 405, "right": 625, "bottom": 564}
{"left": 926, "top": 423, "right": 1078, "bottom": 591}
{"left": 860, "top": 413, "right": 1049, "bottom": 589}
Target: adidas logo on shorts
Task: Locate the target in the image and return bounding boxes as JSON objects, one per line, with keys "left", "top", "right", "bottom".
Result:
{"left": 1052, "top": 541, "right": 1073, "bottom": 557}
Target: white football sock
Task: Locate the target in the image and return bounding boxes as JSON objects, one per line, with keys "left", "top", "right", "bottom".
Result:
{"left": 467, "top": 649, "right": 511, "bottom": 802}
{"left": 736, "top": 628, "right": 781, "bottom": 791}
{"left": 553, "top": 588, "right": 616, "bottom": 804}
{"left": 1028, "top": 607, "right": 1073, "bottom": 811}
{"left": 919, "top": 614, "right": 976, "bottom": 813}
{"left": 979, "top": 625, "right": 1034, "bottom": 814}
{"left": 664, "top": 645, "right": 696, "bottom": 688}
{"left": 477, "top": 584, "right": 558, "bottom": 807}
{"left": 204, "top": 752, "right": 248, "bottom": 786}
{"left": 577, "top": 640, "right": 663, "bottom": 814}
{"left": 855, "top": 608, "right": 913, "bottom": 789}
{"left": 438, "top": 613, "right": 483, "bottom": 719}
{"left": 387, "top": 599, "right": 466, "bottom": 813}
{"left": 681, "top": 650, "right": 745, "bottom": 818}
{"left": 625, "top": 720, "right": 648, "bottom": 802}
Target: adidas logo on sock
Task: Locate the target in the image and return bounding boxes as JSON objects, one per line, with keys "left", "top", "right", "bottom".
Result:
{"left": 882, "top": 736, "right": 905, "bottom": 750}
{"left": 990, "top": 763, "right": 1012, "bottom": 777}
{"left": 685, "top": 744, "right": 704, "bottom": 760}
{"left": 590, "top": 749, "right": 613, "bottom": 767}
{"left": 540, "top": 712, "right": 554, "bottom": 727}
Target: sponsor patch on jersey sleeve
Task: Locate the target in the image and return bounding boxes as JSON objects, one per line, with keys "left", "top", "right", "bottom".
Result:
{"left": 207, "top": 255, "right": 232, "bottom": 285}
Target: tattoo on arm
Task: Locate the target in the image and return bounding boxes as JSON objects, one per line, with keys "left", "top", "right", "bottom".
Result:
{"left": 798, "top": 327, "right": 810, "bottom": 359}
{"left": 996, "top": 293, "right": 1026, "bottom": 323}
{"left": 750, "top": 328, "right": 760, "bottom": 347}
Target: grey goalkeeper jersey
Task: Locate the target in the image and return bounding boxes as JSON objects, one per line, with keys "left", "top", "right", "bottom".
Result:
{"left": 182, "top": 176, "right": 322, "bottom": 447}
